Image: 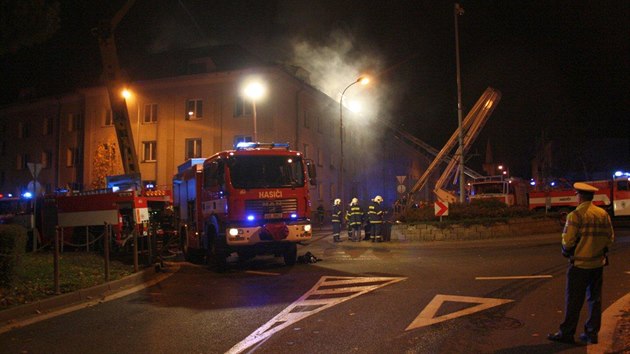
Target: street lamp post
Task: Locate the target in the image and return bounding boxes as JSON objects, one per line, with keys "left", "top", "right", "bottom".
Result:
{"left": 243, "top": 80, "right": 266, "bottom": 142}
{"left": 339, "top": 77, "right": 369, "bottom": 204}
{"left": 454, "top": 3, "right": 465, "bottom": 203}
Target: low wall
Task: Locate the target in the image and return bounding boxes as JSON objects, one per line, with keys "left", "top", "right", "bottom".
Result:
{"left": 391, "top": 217, "right": 562, "bottom": 242}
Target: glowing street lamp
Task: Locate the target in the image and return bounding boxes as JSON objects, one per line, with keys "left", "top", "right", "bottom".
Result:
{"left": 243, "top": 80, "right": 267, "bottom": 142}
{"left": 339, "top": 76, "right": 369, "bottom": 203}
{"left": 121, "top": 89, "right": 132, "bottom": 99}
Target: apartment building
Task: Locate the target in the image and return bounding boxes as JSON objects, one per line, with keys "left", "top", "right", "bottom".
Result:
{"left": 0, "top": 46, "right": 429, "bottom": 208}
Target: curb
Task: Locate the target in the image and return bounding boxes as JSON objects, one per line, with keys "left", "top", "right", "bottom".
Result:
{"left": 0, "top": 265, "right": 161, "bottom": 326}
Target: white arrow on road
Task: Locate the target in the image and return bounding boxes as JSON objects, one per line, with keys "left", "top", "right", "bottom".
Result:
{"left": 227, "top": 275, "right": 406, "bottom": 354}
{"left": 406, "top": 294, "right": 513, "bottom": 330}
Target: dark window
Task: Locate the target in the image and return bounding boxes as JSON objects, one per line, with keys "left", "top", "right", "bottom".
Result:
{"left": 185, "top": 138, "right": 202, "bottom": 160}
{"left": 234, "top": 96, "right": 252, "bottom": 117}
{"left": 144, "top": 104, "right": 158, "bottom": 123}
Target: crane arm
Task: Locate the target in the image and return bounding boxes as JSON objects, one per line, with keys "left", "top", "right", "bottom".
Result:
{"left": 407, "top": 87, "right": 501, "bottom": 203}
{"left": 92, "top": 0, "right": 140, "bottom": 177}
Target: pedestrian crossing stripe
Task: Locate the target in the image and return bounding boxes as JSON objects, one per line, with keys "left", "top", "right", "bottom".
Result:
{"left": 405, "top": 294, "right": 514, "bottom": 330}
{"left": 226, "top": 275, "right": 407, "bottom": 354}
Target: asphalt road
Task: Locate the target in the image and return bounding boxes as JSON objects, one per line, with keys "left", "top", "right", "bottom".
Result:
{"left": 1, "top": 227, "right": 629, "bottom": 354}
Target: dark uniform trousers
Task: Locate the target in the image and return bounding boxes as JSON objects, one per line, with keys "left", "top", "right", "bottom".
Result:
{"left": 560, "top": 265, "right": 603, "bottom": 336}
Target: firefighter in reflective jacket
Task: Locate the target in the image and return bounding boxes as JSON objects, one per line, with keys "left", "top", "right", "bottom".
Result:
{"left": 548, "top": 182, "right": 614, "bottom": 345}
{"left": 347, "top": 198, "right": 363, "bottom": 242}
{"left": 331, "top": 198, "right": 343, "bottom": 242}
{"left": 368, "top": 195, "right": 384, "bottom": 242}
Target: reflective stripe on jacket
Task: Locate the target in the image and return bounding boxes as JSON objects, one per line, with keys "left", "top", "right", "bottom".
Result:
{"left": 348, "top": 204, "right": 363, "bottom": 226}
{"left": 331, "top": 205, "right": 342, "bottom": 223}
{"left": 562, "top": 201, "right": 614, "bottom": 269}
{"left": 368, "top": 201, "right": 383, "bottom": 223}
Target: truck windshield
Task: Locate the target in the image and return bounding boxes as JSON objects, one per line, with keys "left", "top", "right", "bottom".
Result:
{"left": 228, "top": 155, "right": 305, "bottom": 189}
{"left": 472, "top": 183, "right": 506, "bottom": 195}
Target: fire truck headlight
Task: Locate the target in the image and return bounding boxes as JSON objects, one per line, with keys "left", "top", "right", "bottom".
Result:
{"left": 247, "top": 215, "right": 255, "bottom": 221}
{"left": 229, "top": 228, "right": 240, "bottom": 237}
{"left": 303, "top": 224, "right": 312, "bottom": 233}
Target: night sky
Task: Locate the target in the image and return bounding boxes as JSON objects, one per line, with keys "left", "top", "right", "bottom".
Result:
{"left": 1, "top": 0, "right": 629, "bottom": 179}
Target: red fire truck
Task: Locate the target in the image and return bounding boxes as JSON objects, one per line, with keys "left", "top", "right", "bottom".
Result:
{"left": 528, "top": 172, "right": 630, "bottom": 217}
{"left": 50, "top": 187, "right": 173, "bottom": 251}
{"left": 173, "top": 142, "right": 316, "bottom": 271}
{"left": 468, "top": 175, "right": 529, "bottom": 207}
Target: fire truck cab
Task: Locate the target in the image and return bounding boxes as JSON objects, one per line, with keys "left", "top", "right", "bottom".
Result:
{"left": 173, "top": 142, "right": 316, "bottom": 271}
{"left": 469, "top": 175, "right": 529, "bottom": 207}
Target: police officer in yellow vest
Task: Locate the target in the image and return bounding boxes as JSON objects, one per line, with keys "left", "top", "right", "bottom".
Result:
{"left": 548, "top": 182, "right": 614, "bottom": 345}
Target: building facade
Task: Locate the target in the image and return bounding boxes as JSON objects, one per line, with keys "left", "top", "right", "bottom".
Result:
{"left": 0, "top": 50, "right": 430, "bottom": 211}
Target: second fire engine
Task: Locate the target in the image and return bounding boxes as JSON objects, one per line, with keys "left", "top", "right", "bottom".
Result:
{"left": 173, "top": 142, "right": 316, "bottom": 271}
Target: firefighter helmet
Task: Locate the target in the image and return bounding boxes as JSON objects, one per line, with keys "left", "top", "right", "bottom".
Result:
{"left": 351, "top": 197, "right": 359, "bottom": 204}
{"left": 374, "top": 195, "right": 383, "bottom": 203}
{"left": 334, "top": 198, "right": 341, "bottom": 205}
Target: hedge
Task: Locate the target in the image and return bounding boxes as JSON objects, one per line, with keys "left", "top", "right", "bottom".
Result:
{"left": 0, "top": 224, "right": 28, "bottom": 287}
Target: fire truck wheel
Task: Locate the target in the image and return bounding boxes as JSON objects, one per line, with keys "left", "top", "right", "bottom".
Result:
{"left": 207, "top": 238, "right": 228, "bottom": 272}
{"left": 283, "top": 243, "right": 298, "bottom": 266}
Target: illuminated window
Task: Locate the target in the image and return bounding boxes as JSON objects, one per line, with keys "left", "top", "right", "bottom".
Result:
{"left": 142, "top": 141, "right": 157, "bottom": 162}
{"left": 68, "top": 113, "right": 81, "bottom": 131}
{"left": 42, "top": 151, "right": 52, "bottom": 169}
{"left": 185, "top": 138, "right": 202, "bottom": 159}
{"left": 144, "top": 104, "right": 158, "bottom": 123}
{"left": 233, "top": 135, "right": 252, "bottom": 148}
{"left": 66, "top": 148, "right": 76, "bottom": 167}
{"left": 185, "top": 99, "right": 203, "bottom": 120}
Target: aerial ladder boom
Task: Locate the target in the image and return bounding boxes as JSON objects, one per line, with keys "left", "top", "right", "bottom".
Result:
{"left": 408, "top": 87, "right": 501, "bottom": 204}
{"left": 92, "top": 0, "right": 140, "bottom": 179}
{"left": 379, "top": 119, "right": 483, "bottom": 179}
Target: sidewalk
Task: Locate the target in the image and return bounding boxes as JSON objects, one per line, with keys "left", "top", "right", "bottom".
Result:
{"left": 0, "top": 263, "right": 178, "bottom": 334}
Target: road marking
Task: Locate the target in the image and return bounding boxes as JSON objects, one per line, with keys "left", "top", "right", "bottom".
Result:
{"left": 226, "top": 275, "right": 406, "bottom": 354}
{"left": 245, "top": 270, "right": 280, "bottom": 276}
{"left": 405, "top": 294, "right": 514, "bottom": 330}
{"left": 475, "top": 275, "right": 552, "bottom": 280}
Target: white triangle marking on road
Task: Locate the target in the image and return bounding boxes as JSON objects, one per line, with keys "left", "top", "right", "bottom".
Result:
{"left": 226, "top": 275, "right": 406, "bottom": 354}
{"left": 405, "top": 294, "right": 513, "bottom": 331}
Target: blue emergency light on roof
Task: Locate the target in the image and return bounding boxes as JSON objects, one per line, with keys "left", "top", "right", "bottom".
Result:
{"left": 22, "top": 192, "right": 33, "bottom": 199}
{"left": 290, "top": 213, "right": 298, "bottom": 219}
{"left": 235, "top": 142, "right": 290, "bottom": 150}
{"left": 247, "top": 214, "right": 255, "bottom": 221}
{"left": 614, "top": 171, "right": 630, "bottom": 177}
